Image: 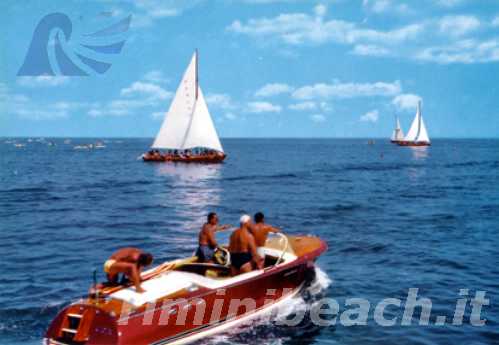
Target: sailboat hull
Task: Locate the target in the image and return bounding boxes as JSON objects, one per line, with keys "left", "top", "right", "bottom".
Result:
{"left": 142, "top": 153, "right": 226, "bottom": 163}
{"left": 396, "top": 141, "right": 431, "bottom": 147}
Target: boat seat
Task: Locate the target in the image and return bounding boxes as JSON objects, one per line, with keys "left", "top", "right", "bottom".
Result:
{"left": 176, "top": 263, "right": 231, "bottom": 278}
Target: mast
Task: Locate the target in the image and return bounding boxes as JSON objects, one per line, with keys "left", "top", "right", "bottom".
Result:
{"left": 416, "top": 100, "right": 422, "bottom": 142}
{"left": 195, "top": 49, "right": 198, "bottom": 100}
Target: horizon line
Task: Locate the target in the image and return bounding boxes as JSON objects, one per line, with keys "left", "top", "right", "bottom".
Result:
{"left": 1, "top": 136, "right": 499, "bottom": 140}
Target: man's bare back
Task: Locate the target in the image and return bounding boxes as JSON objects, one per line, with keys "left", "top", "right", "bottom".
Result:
{"left": 105, "top": 247, "right": 153, "bottom": 293}
{"left": 229, "top": 228, "right": 254, "bottom": 253}
{"left": 250, "top": 212, "right": 280, "bottom": 247}
{"left": 110, "top": 247, "right": 141, "bottom": 262}
{"left": 229, "top": 215, "right": 261, "bottom": 274}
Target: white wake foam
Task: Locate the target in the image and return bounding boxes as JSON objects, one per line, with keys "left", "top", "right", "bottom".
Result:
{"left": 200, "top": 266, "right": 333, "bottom": 344}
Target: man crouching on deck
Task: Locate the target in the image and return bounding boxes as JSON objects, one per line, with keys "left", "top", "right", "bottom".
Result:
{"left": 104, "top": 248, "right": 153, "bottom": 293}
{"left": 229, "top": 215, "right": 262, "bottom": 275}
{"left": 196, "top": 212, "right": 230, "bottom": 263}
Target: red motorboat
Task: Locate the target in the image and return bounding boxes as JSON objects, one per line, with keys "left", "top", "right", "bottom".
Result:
{"left": 45, "top": 234, "right": 327, "bottom": 345}
{"left": 142, "top": 50, "right": 226, "bottom": 164}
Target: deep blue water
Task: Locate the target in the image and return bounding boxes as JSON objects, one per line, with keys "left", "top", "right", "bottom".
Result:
{"left": 1, "top": 138, "right": 498, "bottom": 345}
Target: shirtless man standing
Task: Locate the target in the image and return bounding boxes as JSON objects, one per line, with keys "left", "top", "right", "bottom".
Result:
{"left": 103, "top": 247, "right": 153, "bottom": 293}
{"left": 196, "top": 212, "right": 230, "bottom": 263}
{"left": 229, "top": 215, "right": 262, "bottom": 275}
{"left": 250, "top": 212, "right": 280, "bottom": 258}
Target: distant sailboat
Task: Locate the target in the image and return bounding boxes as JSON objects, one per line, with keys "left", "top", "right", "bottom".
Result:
{"left": 397, "top": 101, "right": 431, "bottom": 146}
{"left": 143, "top": 50, "right": 226, "bottom": 163}
{"left": 390, "top": 116, "right": 405, "bottom": 143}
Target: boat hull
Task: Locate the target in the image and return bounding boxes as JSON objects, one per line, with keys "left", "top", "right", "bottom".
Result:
{"left": 142, "top": 153, "right": 226, "bottom": 163}
{"left": 45, "top": 237, "right": 327, "bottom": 345}
{"left": 396, "top": 141, "right": 431, "bottom": 147}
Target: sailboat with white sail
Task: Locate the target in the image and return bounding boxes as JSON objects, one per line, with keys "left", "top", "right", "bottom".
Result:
{"left": 390, "top": 116, "right": 405, "bottom": 143}
{"left": 397, "top": 101, "right": 431, "bottom": 146}
{"left": 143, "top": 50, "right": 226, "bottom": 163}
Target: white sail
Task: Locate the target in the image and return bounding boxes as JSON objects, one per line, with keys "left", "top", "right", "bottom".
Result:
{"left": 182, "top": 87, "right": 223, "bottom": 152}
{"left": 417, "top": 114, "right": 430, "bottom": 143}
{"left": 404, "top": 101, "right": 430, "bottom": 143}
{"left": 391, "top": 117, "right": 404, "bottom": 141}
{"left": 151, "top": 51, "right": 223, "bottom": 152}
{"left": 152, "top": 53, "right": 198, "bottom": 149}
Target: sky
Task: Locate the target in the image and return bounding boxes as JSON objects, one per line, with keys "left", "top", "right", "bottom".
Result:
{"left": 1, "top": 0, "right": 499, "bottom": 138}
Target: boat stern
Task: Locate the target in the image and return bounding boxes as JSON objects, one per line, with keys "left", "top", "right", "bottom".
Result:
{"left": 45, "top": 303, "right": 118, "bottom": 345}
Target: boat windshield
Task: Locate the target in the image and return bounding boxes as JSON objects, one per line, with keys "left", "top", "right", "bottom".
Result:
{"left": 264, "top": 234, "right": 296, "bottom": 256}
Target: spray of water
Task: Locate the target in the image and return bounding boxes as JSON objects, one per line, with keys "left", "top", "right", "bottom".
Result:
{"left": 200, "top": 266, "right": 333, "bottom": 345}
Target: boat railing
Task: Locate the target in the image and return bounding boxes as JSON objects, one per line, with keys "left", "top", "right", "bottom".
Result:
{"left": 265, "top": 233, "right": 293, "bottom": 267}
{"left": 274, "top": 233, "right": 289, "bottom": 266}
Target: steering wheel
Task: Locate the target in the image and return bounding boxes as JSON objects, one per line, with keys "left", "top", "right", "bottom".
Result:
{"left": 214, "top": 246, "right": 231, "bottom": 267}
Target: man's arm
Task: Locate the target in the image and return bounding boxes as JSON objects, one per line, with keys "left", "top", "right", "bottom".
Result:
{"left": 265, "top": 224, "right": 280, "bottom": 233}
{"left": 216, "top": 224, "right": 231, "bottom": 231}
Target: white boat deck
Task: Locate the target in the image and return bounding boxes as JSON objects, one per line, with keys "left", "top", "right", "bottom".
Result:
{"left": 110, "top": 248, "right": 296, "bottom": 307}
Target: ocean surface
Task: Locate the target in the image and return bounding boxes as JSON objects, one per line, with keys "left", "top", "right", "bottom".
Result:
{"left": 1, "top": 138, "right": 498, "bottom": 345}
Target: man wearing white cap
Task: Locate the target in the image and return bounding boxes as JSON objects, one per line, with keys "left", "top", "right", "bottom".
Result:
{"left": 228, "top": 214, "right": 262, "bottom": 275}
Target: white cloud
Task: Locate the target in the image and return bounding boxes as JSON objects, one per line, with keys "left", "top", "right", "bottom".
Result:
{"left": 143, "top": 70, "right": 169, "bottom": 84}
{"left": 392, "top": 93, "right": 421, "bottom": 111}
{"left": 310, "top": 114, "right": 326, "bottom": 123}
{"left": 88, "top": 99, "right": 147, "bottom": 117}
{"left": 130, "top": 0, "right": 201, "bottom": 28}
{"left": 437, "top": 0, "right": 464, "bottom": 8}
{"left": 439, "top": 15, "right": 480, "bottom": 37}
{"left": 360, "top": 109, "right": 379, "bottom": 123}
{"left": 242, "top": 0, "right": 296, "bottom": 3}
{"left": 314, "top": 4, "right": 327, "bottom": 17}
{"left": 15, "top": 108, "right": 69, "bottom": 120}
{"left": 120, "top": 81, "right": 172, "bottom": 100}
{"left": 205, "top": 93, "right": 236, "bottom": 109}
{"left": 227, "top": 4, "right": 499, "bottom": 65}
{"left": 254, "top": 83, "right": 294, "bottom": 97}
{"left": 227, "top": 7, "right": 423, "bottom": 46}
{"left": 289, "top": 101, "right": 317, "bottom": 111}
{"left": 151, "top": 111, "right": 164, "bottom": 119}
{"left": 224, "top": 112, "right": 237, "bottom": 120}
{"left": 17, "top": 76, "right": 69, "bottom": 87}
{"left": 247, "top": 101, "right": 282, "bottom": 113}
{"left": 365, "top": 0, "right": 390, "bottom": 13}
{"left": 88, "top": 109, "right": 103, "bottom": 117}
{"left": 351, "top": 44, "right": 390, "bottom": 56}
{"left": 86, "top": 74, "right": 175, "bottom": 117}
{"left": 1, "top": 84, "right": 91, "bottom": 120}
{"left": 416, "top": 39, "right": 499, "bottom": 64}
{"left": 292, "top": 80, "right": 401, "bottom": 100}
{"left": 363, "top": 0, "right": 410, "bottom": 14}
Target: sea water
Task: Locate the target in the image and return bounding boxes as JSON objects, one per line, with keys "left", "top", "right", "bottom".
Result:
{"left": 1, "top": 138, "right": 498, "bottom": 344}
